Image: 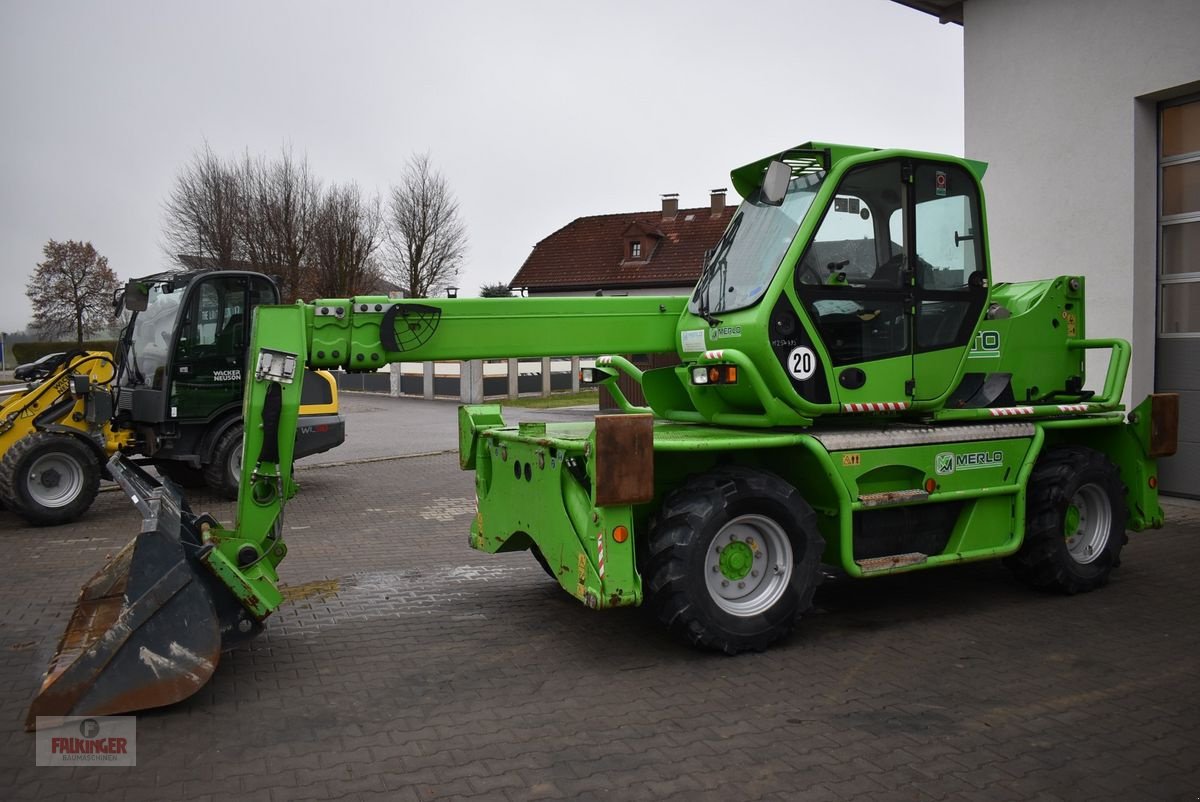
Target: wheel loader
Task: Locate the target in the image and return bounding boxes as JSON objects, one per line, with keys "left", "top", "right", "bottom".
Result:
{"left": 0, "top": 268, "right": 345, "bottom": 527}
{"left": 25, "top": 142, "right": 1179, "bottom": 728}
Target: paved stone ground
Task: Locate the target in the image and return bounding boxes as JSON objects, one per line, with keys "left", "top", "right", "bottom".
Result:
{"left": 1, "top": 454, "right": 1198, "bottom": 802}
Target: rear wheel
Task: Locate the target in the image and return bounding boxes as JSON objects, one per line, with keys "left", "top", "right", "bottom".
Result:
{"left": 204, "top": 424, "right": 243, "bottom": 500}
{"left": 0, "top": 432, "right": 100, "bottom": 526}
{"left": 645, "top": 466, "right": 823, "bottom": 654}
{"left": 1006, "top": 446, "right": 1128, "bottom": 594}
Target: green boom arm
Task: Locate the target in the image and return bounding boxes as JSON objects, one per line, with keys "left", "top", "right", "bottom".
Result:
{"left": 208, "top": 295, "right": 687, "bottom": 622}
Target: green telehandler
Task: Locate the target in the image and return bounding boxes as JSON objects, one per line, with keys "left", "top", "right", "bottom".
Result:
{"left": 25, "top": 142, "right": 1178, "bottom": 727}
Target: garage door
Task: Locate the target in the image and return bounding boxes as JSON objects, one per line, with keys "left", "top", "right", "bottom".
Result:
{"left": 1157, "top": 96, "right": 1200, "bottom": 498}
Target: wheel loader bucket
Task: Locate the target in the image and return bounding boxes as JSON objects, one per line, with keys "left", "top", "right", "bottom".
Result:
{"left": 24, "top": 457, "right": 240, "bottom": 730}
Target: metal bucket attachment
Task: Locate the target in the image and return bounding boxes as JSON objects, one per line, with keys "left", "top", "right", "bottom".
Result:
{"left": 24, "top": 457, "right": 239, "bottom": 729}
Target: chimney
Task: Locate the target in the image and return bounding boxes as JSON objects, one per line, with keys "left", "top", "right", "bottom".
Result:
{"left": 661, "top": 193, "right": 679, "bottom": 220}
{"left": 710, "top": 188, "right": 727, "bottom": 217}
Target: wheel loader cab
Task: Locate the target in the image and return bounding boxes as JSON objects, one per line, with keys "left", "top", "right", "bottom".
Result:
{"left": 116, "top": 271, "right": 278, "bottom": 427}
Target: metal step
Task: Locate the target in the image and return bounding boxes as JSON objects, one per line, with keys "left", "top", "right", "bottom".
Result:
{"left": 857, "top": 488, "right": 930, "bottom": 508}
{"left": 856, "top": 552, "right": 929, "bottom": 573}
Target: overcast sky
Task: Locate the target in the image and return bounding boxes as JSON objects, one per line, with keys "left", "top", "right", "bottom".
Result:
{"left": 0, "top": 0, "right": 963, "bottom": 334}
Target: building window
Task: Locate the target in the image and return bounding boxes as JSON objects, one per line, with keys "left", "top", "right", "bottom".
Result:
{"left": 1159, "top": 96, "right": 1200, "bottom": 336}
{"left": 629, "top": 241, "right": 642, "bottom": 260}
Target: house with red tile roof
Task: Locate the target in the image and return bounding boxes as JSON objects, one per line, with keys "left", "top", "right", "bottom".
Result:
{"left": 508, "top": 190, "right": 733, "bottom": 296}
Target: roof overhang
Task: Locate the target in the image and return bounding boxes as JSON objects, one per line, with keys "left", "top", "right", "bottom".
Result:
{"left": 890, "top": 0, "right": 963, "bottom": 25}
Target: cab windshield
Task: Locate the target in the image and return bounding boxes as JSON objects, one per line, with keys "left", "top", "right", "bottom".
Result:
{"left": 689, "top": 170, "right": 826, "bottom": 316}
{"left": 126, "top": 282, "right": 185, "bottom": 388}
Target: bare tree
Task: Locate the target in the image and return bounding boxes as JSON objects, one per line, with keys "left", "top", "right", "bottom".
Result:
{"left": 26, "top": 240, "right": 119, "bottom": 343}
{"left": 162, "top": 143, "right": 244, "bottom": 267}
{"left": 162, "top": 145, "right": 319, "bottom": 302}
{"left": 307, "top": 182, "right": 384, "bottom": 299}
{"left": 384, "top": 153, "right": 468, "bottom": 298}
{"left": 240, "top": 147, "right": 320, "bottom": 303}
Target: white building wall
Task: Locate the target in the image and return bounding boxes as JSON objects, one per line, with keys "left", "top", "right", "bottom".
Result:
{"left": 963, "top": 0, "right": 1200, "bottom": 401}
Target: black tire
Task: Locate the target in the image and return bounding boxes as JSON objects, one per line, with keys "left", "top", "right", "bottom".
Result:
{"left": 204, "top": 424, "right": 243, "bottom": 500}
{"left": 644, "top": 466, "right": 824, "bottom": 654}
{"left": 155, "top": 460, "right": 208, "bottom": 488}
{"left": 0, "top": 432, "right": 101, "bottom": 526}
{"left": 1005, "top": 446, "right": 1128, "bottom": 594}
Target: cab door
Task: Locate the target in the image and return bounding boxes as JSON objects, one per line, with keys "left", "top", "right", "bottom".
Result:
{"left": 794, "top": 159, "right": 914, "bottom": 406}
{"left": 170, "top": 274, "right": 277, "bottom": 420}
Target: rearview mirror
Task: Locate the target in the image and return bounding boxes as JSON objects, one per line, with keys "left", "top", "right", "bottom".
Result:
{"left": 761, "top": 160, "right": 790, "bottom": 206}
{"left": 123, "top": 280, "right": 149, "bottom": 312}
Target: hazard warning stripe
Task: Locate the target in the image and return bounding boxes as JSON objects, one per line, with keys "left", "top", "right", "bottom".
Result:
{"left": 988, "top": 406, "right": 1036, "bottom": 416}
{"left": 841, "top": 402, "right": 910, "bottom": 413}
{"left": 1056, "top": 403, "right": 1089, "bottom": 413}
{"left": 702, "top": 349, "right": 725, "bottom": 360}
{"left": 596, "top": 531, "right": 605, "bottom": 580}
{"left": 596, "top": 355, "right": 613, "bottom": 365}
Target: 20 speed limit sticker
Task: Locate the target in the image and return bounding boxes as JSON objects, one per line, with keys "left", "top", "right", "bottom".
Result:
{"left": 787, "top": 346, "right": 817, "bottom": 381}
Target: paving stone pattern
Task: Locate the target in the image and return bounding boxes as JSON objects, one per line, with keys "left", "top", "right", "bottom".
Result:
{"left": 1, "top": 456, "right": 1198, "bottom": 801}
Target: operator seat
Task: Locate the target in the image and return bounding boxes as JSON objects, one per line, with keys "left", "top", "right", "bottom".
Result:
{"left": 215, "top": 314, "right": 244, "bottom": 354}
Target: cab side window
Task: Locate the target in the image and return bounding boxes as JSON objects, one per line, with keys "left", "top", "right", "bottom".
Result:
{"left": 796, "top": 161, "right": 910, "bottom": 365}
{"left": 799, "top": 162, "right": 905, "bottom": 288}
{"left": 913, "top": 164, "right": 985, "bottom": 351}
{"left": 176, "top": 277, "right": 249, "bottom": 361}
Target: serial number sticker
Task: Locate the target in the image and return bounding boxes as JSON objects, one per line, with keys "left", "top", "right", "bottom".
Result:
{"left": 681, "top": 330, "right": 706, "bottom": 353}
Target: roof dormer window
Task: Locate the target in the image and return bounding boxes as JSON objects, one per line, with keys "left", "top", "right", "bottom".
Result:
{"left": 630, "top": 241, "right": 642, "bottom": 259}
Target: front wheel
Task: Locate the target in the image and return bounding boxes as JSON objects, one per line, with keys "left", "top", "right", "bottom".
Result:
{"left": 1005, "top": 446, "right": 1128, "bottom": 594}
{"left": 0, "top": 432, "right": 101, "bottom": 526}
{"left": 644, "top": 466, "right": 824, "bottom": 654}
{"left": 204, "top": 424, "right": 244, "bottom": 500}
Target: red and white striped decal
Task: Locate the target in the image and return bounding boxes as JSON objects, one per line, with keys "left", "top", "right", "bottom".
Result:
{"left": 841, "top": 402, "right": 910, "bottom": 413}
{"left": 596, "top": 355, "right": 613, "bottom": 365}
{"left": 596, "top": 531, "right": 605, "bottom": 580}
{"left": 1057, "top": 403, "right": 1089, "bottom": 413}
{"left": 702, "top": 349, "right": 725, "bottom": 360}
{"left": 988, "top": 406, "right": 1035, "bottom": 417}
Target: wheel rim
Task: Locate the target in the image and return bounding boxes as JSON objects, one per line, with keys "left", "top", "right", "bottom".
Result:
{"left": 25, "top": 451, "right": 85, "bottom": 508}
{"left": 703, "top": 513, "right": 793, "bottom": 616}
{"left": 1064, "top": 483, "right": 1112, "bottom": 564}
{"left": 229, "top": 437, "right": 243, "bottom": 487}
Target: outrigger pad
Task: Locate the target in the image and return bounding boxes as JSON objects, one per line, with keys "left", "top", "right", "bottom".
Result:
{"left": 24, "top": 457, "right": 223, "bottom": 729}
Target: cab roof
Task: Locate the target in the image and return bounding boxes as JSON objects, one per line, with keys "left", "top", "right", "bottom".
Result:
{"left": 730, "top": 141, "right": 987, "bottom": 199}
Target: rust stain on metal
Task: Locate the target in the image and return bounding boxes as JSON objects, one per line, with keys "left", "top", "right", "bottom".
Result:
{"left": 594, "top": 414, "right": 655, "bottom": 506}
